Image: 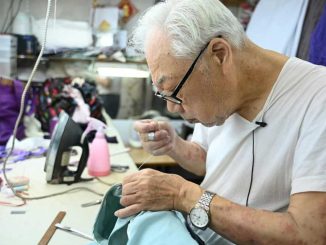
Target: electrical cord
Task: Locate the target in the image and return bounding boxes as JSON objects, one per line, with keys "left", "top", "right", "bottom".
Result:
{"left": 18, "top": 186, "right": 103, "bottom": 200}
{"left": 246, "top": 130, "right": 256, "bottom": 207}
{"left": 2, "top": 0, "right": 52, "bottom": 201}
{"left": 95, "top": 177, "right": 116, "bottom": 186}
{"left": 0, "top": 186, "right": 103, "bottom": 205}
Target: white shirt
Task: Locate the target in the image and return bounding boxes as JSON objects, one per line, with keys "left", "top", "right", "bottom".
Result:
{"left": 191, "top": 57, "right": 326, "bottom": 244}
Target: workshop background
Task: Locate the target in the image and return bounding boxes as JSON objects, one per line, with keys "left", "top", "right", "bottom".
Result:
{"left": 0, "top": 0, "right": 325, "bottom": 192}
{"left": 1, "top": 0, "right": 325, "bottom": 172}
{"left": 0, "top": 0, "right": 326, "bottom": 244}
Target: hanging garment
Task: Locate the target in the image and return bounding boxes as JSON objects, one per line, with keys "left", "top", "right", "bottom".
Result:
{"left": 246, "top": 0, "right": 309, "bottom": 57}
{"left": 296, "top": 0, "right": 325, "bottom": 60}
{"left": 34, "top": 78, "right": 104, "bottom": 133}
{"left": 0, "top": 79, "right": 26, "bottom": 146}
{"left": 309, "top": 4, "right": 326, "bottom": 66}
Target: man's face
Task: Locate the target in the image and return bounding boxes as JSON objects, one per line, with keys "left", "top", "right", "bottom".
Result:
{"left": 146, "top": 31, "right": 235, "bottom": 127}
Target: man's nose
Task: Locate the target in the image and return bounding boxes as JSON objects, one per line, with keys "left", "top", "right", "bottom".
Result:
{"left": 166, "top": 101, "right": 184, "bottom": 114}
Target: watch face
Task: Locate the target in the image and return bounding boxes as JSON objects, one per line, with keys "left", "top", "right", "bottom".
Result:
{"left": 189, "top": 207, "right": 209, "bottom": 229}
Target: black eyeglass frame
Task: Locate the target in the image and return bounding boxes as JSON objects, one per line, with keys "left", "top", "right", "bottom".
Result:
{"left": 154, "top": 42, "right": 210, "bottom": 105}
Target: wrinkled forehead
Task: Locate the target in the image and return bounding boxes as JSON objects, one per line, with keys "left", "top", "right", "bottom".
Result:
{"left": 145, "top": 31, "right": 187, "bottom": 88}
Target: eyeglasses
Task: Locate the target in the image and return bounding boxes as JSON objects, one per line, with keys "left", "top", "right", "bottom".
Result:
{"left": 154, "top": 42, "right": 209, "bottom": 105}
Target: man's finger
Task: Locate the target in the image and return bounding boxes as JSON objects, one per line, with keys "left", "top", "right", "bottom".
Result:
{"left": 122, "top": 172, "right": 141, "bottom": 185}
{"left": 122, "top": 182, "right": 140, "bottom": 196}
{"left": 114, "top": 204, "right": 142, "bottom": 218}
{"left": 134, "top": 120, "right": 159, "bottom": 133}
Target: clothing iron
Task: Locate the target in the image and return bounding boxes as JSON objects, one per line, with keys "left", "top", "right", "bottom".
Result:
{"left": 44, "top": 111, "right": 89, "bottom": 184}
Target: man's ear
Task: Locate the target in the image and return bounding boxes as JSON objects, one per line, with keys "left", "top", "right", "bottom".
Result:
{"left": 209, "top": 38, "right": 231, "bottom": 66}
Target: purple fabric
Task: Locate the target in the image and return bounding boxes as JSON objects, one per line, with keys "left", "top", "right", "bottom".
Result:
{"left": 309, "top": 4, "right": 326, "bottom": 65}
{"left": 0, "top": 80, "right": 25, "bottom": 146}
{"left": 0, "top": 147, "right": 47, "bottom": 165}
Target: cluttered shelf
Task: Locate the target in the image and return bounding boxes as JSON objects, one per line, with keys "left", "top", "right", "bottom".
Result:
{"left": 16, "top": 52, "right": 150, "bottom": 84}
{"left": 17, "top": 54, "right": 147, "bottom": 65}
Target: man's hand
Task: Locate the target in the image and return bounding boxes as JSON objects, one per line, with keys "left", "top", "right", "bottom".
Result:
{"left": 134, "top": 119, "right": 207, "bottom": 176}
{"left": 133, "top": 120, "right": 177, "bottom": 156}
{"left": 114, "top": 169, "right": 201, "bottom": 218}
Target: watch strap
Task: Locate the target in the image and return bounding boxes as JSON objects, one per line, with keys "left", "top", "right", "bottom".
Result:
{"left": 196, "top": 191, "right": 215, "bottom": 213}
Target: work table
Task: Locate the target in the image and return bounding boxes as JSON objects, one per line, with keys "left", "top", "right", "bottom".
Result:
{"left": 0, "top": 141, "right": 137, "bottom": 245}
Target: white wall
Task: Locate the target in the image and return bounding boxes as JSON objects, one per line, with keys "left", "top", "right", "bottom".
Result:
{"left": 0, "top": 0, "right": 155, "bottom": 32}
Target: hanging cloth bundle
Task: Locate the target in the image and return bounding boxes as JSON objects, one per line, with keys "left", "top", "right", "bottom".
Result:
{"left": 0, "top": 79, "right": 26, "bottom": 146}
{"left": 309, "top": 4, "right": 326, "bottom": 66}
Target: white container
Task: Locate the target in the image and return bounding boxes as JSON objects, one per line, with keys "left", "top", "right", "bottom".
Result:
{"left": 13, "top": 12, "right": 32, "bottom": 35}
{"left": 0, "top": 35, "right": 17, "bottom": 48}
{"left": 0, "top": 35, "right": 17, "bottom": 60}
{"left": 0, "top": 48, "right": 17, "bottom": 59}
{"left": 0, "top": 58, "right": 17, "bottom": 78}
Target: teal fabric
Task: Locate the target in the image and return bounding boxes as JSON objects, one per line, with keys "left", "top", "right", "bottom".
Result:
{"left": 93, "top": 184, "right": 125, "bottom": 244}
{"left": 91, "top": 185, "right": 198, "bottom": 245}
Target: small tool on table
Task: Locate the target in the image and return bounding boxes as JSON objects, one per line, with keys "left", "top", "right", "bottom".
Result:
{"left": 55, "top": 223, "right": 94, "bottom": 241}
{"left": 81, "top": 199, "right": 102, "bottom": 207}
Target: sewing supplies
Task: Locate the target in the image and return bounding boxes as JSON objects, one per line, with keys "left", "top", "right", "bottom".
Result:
{"left": 137, "top": 154, "right": 154, "bottom": 170}
{"left": 10, "top": 210, "right": 26, "bottom": 214}
{"left": 81, "top": 199, "right": 102, "bottom": 208}
{"left": 0, "top": 168, "right": 12, "bottom": 174}
{"left": 39, "top": 211, "right": 66, "bottom": 245}
{"left": 6, "top": 176, "right": 30, "bottom": 193}
{"left": 7, "top": 176, "right": 30, "bottom": 187}
{"left": 0, "top": 147, "right": 47, "bottom": 165}
{"left": 111, "top": 165, "right": 129, "bottom": 173}
{"left": 55, "top": 223, "right": 94, "bottom": 241}
{"left": 2, "top": 176, "right": 30, "bottom": 194}
{"left": 12, "top": 185, "right": 29, "bottom": 192}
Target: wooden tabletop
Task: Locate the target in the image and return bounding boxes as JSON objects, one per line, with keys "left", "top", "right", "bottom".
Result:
{"left": 129, "top": 147, "right": 177, "bottom": 167}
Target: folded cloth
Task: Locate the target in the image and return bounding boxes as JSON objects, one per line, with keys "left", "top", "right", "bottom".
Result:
{"left": 92, "top": 184, "right": 198, "bottom": 245}
{"left": 32, "top": 19, "right": 92, "bottom": 51}
{"left": 246, "top": 0, "right": 309, "bottom": 56}
{"left": 309, "top": 4, "right": 326, "bottom": 65}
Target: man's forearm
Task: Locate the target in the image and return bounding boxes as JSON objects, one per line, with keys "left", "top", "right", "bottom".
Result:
{"left": 208, "top": 197, "right": 303, "bottom": 245}
{"left": 178, "top": 185, "right": 325, "bottom": 245}
{"left": 168, "top": 137, "right": 206, "bottom": 176}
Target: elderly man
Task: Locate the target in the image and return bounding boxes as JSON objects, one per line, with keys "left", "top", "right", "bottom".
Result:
{"left": 115, "top": 0, "right": 326, "bottom": 244}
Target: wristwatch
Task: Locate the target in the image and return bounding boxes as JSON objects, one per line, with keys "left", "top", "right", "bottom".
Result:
{"left": 189, "top": 191, "right": 216, "bottom": 230}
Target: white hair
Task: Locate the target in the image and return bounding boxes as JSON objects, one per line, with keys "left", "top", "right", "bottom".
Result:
{"left": 130, "top": 0, "right": 247, "bottom": 59}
